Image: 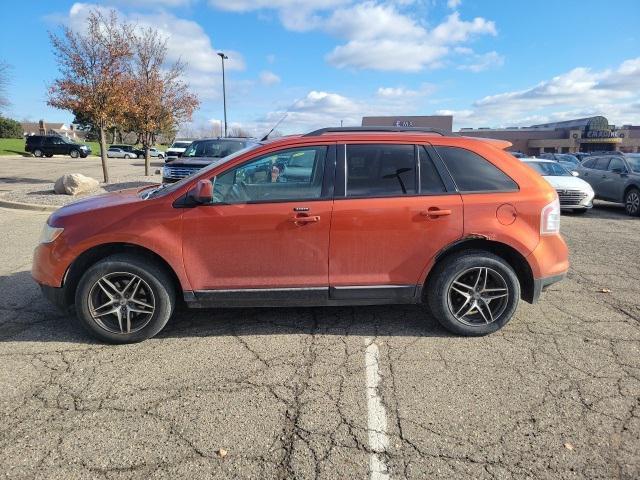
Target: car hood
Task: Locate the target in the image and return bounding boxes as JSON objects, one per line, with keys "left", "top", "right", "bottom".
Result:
{"left": 165, "top": 156, "right": 224, "bottom": 167}
{"left": 48, "top": 187, "right": 153, "bottom": 227}
{"left": 543, "top": 175, "right": 593, "bottom": 191}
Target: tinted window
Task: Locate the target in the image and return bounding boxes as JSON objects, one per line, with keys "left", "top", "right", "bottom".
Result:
{"left": 582, "top": 158, "right": 596, "bottom": 168}
{"left": 346, "top": 144, "right": 416, "bottom": 197}
{"left": 436, "top": 146, "right": 518, "bottom": 192}
{"left": 183, "top": 140, "right": 247, "bottom": 158}
{"left": 593, "top": 157, "right": 611, "bottom": 170}
{"left": 419, "top": 146, "right": 446, "bottom": 193}
{"left": 213, "top": 146, "right": 327, "bottom": 204}
{"left": 608, "top": 157, "right": 626, "bottom": 172}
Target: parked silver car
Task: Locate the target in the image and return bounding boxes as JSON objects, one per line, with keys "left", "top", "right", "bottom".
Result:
{"left": 106, "top": 147, "right": 135, "bottom": 159}
{"left": 576, "top": 154, "right": 640, "bottom": 216}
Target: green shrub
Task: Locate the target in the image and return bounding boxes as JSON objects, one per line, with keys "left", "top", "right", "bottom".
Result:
{"left": 0, "top": 117, "right": 22, "bottom": 138}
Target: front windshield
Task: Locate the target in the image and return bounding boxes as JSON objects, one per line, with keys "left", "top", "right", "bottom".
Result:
{"left": 526, "top": 161, "right": 572, "bottom": 177}
{"left": 144, "top": 144, "right": 261, "bottom": 199}
{"left": 182, "top": 139, "right": 247, "bottom": 158}
{"left": 555, "top": 154, "right": 579, "bottom": 165}
{"left": 626, "top": 155, "right": 640, "bottom": 173}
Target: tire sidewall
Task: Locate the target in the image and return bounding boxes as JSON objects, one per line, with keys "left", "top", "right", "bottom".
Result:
{"left": 625, "top": 188, "right": 640, "bottom": 216}
{"left": 70, "top": 149, "right": 79, "bottom": 158}
{"left": 74, "top": 255, "right": 175, "bottom": 343}
{"left": 428, "top": 252, "right": 520, "bottom": 336}
{"left": 34, "top": 149, "right": 43, "bottom": 157}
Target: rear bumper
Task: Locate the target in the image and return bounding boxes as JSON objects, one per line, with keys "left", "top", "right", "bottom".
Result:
{"left": 531, "top": 273, "right": 565, "bottom": 303}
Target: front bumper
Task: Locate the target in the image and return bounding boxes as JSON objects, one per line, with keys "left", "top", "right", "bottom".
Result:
{"left": 531, "top": 273, "right": 566, "bottom": 303}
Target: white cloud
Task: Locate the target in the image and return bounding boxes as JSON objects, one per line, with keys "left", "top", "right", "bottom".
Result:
{"left": 208, "top": 1, "right": 500, "bottom": 72}
{"left": 376, "top": 84, "right": 435, "bottom": 98}
{"left": 259, "top": 70, "right": 281, "bottom": 86}
{"left": 64, "top": 3, "right": 245, "bottom": 100}
{"left": 458, "top": 50, "right": 504, "bottom": 72}
{"left": 440, "top": 57, "right": 640, "bottom": 128}
{"left": 109, "top": 0, "right": 193, "bottom": 7}
{"left": 447, "top": 0, "right": 462, "bottom": 9}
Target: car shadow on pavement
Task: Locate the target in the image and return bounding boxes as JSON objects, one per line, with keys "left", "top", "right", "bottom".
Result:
{"left": 588, "top": 201, "right": 638, "bottom": 220}
{"left": 0, "top": 270, "right": 450, "bottom": 344}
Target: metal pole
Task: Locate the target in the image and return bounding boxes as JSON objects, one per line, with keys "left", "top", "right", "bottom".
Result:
{"left": 218, "top": 52, "right": 228, "bottom": 137}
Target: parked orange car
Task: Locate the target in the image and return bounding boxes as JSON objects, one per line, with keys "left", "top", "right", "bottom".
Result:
{"left": 32, "top": 127, "right": 569, "bottom": 343}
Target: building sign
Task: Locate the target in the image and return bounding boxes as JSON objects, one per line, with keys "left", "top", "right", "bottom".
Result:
{"left": 585, "top": 130, "right": 619, "bottom": 139}
{"left": 394, "top": 120, "right": 414, "bottom": 127}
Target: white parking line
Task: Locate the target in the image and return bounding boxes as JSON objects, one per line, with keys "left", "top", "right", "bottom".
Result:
{"left": 365, "top": 338, "right": 391, "bottom": 480}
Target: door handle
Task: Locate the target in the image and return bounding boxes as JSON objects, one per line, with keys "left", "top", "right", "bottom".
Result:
{"left": 290, "top": 215, "right": 320, "bottom": 225}
{"left": 421, "top": 208, "right": 452, "bottom": 218}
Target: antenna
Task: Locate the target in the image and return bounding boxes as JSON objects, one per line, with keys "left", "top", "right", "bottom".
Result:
{"left": 260, "top": 112, "right": 288, "bottom": 141}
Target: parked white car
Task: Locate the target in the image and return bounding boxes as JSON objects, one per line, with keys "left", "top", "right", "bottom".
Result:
{"left": 106, "top": 147, "right": 135, "bottom": 159}
{"left": 522, "top": 158, "right": 594, "bottom": 213}
{"left": 166, "top": 141, "right": 192, "bottom": 161}
{"left": 148, "top": 147, "right": 164, "bottom": 159}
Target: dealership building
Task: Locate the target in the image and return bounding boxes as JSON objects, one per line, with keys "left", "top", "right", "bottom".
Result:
{"left": 361, "top": 115, "right": 640, "bottom": 156}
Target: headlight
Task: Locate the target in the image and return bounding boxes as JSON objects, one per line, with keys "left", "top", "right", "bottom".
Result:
{"left": 39, "top": 223, "right": 64, "bottom": 244}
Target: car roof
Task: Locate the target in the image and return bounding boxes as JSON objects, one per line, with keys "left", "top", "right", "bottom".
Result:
{"left": 522, "top": 158, "right": 555, "bottom": 163}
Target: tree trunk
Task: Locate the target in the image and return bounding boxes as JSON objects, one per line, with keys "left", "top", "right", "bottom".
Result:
{"left": 144, "top": 145, "right": 150, "bottom": 176}
{"left": 99, "top": 126, "right": 109, "bottom": 183}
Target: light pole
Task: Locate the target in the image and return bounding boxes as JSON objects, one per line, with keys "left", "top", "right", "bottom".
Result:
{"left": 217, "top": 52, "right": 228, "bottom": 137}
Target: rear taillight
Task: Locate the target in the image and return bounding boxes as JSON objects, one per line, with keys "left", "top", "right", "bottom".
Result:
{"left": 540, "top": 198, "right": 560, "bottom": 235}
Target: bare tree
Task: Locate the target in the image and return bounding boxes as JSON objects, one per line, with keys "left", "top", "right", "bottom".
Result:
{"left": 128, "top": 27, "right": 199, "bottom": 175}
{"left": 0, "top": 61, "right": 11, "bottom": 114}
{"left": 48, "top": 10, "right": 133, "bottom": 183}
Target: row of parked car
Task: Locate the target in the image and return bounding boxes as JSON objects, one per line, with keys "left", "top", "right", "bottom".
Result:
{"left": 512, "top": 151, "right": 640, "bottom": 216}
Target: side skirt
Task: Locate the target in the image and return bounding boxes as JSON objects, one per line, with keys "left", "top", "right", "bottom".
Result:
{"left": 184, "top": 285, "right": 422, "bottom": 308}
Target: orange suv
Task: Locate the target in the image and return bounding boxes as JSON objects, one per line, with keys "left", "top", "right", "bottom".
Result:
{"left": 32, "top": 127, "right": 569, "bottom": 343}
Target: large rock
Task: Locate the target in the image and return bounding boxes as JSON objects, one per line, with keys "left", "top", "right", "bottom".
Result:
{"left": 54, "top": 174, "right": 100, "bottom": 196}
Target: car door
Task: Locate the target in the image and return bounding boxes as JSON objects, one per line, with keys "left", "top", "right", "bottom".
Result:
{"left": 328, "top": 143, "right": 463, "bottom": 301}
{"left": 579, "top": 156, "right": 610, "bottom": 197}
{"left": 181, "top": 144, "right": 335, "bottom": 302}
{"left": 600, "top": 156, "right": 628, "bottom": 202}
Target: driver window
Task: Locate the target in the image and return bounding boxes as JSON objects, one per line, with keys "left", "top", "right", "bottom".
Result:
{"left": 608, "top": 157, "right": 626, "bottom": 172}
{"left": 212, "top": 146, "right": 327, "bottom": 204}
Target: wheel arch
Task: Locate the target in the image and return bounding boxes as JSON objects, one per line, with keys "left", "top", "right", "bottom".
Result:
{"left": 424, "top": 237, "right": 536, "bottom": 304}
{"left": 62, "top": 243, "right": 182, "bottom": 307}
{"left": 623, "top": 183, "right": 640, "bottom": 200}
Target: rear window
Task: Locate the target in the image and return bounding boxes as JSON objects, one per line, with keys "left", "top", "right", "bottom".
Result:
{"left": 346, "top": 144, "right": 416, "bottom": 197}
{"left": 435, "top": 146, "right": 518, "bottom": 192}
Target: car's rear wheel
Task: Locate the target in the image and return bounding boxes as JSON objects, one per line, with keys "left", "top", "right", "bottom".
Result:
{"left": 124, "top": 154, "right": 131, "bottom": 159}
{"left": 625, "top": 188, "right": 640, "bottom": 216}
{"left": 74, "top": 254, "right": 175, "bottom": 343}
{"left": 70, "top": 149, "right": 80, "bottom": 158}
{"left": 427, "top": 251, "right": 520, "bottom": 336}
{"left": 33, "top": 149, "right": 43, "bottom": 157}
{"left": 45, "top": 153, "right": 53, "bottom": 158}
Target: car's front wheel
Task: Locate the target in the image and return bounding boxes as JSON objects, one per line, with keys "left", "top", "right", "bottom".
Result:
{"left": 70, "top": 149, "right": 80, "bottom": 158}
{"left": 625, "top": 188, "right": 640, "bottom": 217}
{"left": 427, "top": 251, "right": 520, "bottom": 336}
{"left": 74, "top": 254, "right": 175, "bottom": 343}
{"left": 33, "top": 149, "right": 43, "bottom": 157}
{"left": 124, "top": 154, "right": 131, "bottom": 159}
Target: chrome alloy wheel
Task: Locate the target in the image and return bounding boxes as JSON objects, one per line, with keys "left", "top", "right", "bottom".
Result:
{"left": 447, "top": 267, "right": 509, "bottom": 325}
{"left": 626, "top": 191, "right": 640, "bottom": 215}
{"left": 88, "top": 272, "right": 155, "bottom": 334}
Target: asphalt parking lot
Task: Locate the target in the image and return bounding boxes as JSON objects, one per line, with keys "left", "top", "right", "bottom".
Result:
{"left": 0, "top": 158, "right": 639, "bottom": 479}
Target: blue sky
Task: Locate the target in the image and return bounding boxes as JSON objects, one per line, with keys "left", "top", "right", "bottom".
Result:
{"left": 1, "top": 0, "right": 639, "bottom": 135}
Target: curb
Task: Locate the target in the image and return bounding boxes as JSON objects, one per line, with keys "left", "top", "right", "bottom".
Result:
{"left": 0, "top": 198, "right": 58, "bottom": 213}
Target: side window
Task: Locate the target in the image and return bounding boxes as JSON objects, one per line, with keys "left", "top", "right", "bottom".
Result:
{"left": 582, "top": 158, "right": 596, "bottom": 169}
{"left": 593, "top": 157, "right": 611, "bottom": 170}
{"left": 436, "top": 146, "right": 518, "bottom": 192}
{"left": 419, "top": 146, "right": 446, "bottom": 194}
{"left": 608, "top": 157, "right": 626, "bottom": 172}
{"left": 346, "top": 144, "right": 416, "bottom": 197}
{"left": 213, "top": 146, "right": 327, "bottom": 204}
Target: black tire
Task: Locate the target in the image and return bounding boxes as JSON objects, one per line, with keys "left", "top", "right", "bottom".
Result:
{"left": 33, "top": 149, "right": 43, "bottom": 157}
{"left": 45, "top": 153, "right": 53, "bottom": 158}
{"left": 74, "top": 254, "right": 175, "bottom": 343}
{"left": 426, "top": 251, "right": 520, "bottom": 336}
{"left": 124, "top": 154, "right": 131, "bottom": 159}
{"left": 158, "top": 154, "right": 164, "bottom": 159}
{"left": 70, "top": 149, "right": 80, "bottom": 158}
{"left": 138, "top": 154, "right": 143, "bottom": 159}
{"left": 625, "top": 188, "right": 640, "bottom": 217}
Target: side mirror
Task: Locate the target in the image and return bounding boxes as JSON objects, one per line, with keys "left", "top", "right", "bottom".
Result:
{"left": 189, "top": 180, "right": 213, "bottom": 204}
{"left": 571, "top": 171, "right": 579, "bottom": 177}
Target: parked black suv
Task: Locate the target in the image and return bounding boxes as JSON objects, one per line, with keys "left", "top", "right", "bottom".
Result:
{"left": 162, "top": 137, "right": 258, "bottom": 183}
{"left": 25, "top": 135, "right": 91, "bottom": 158}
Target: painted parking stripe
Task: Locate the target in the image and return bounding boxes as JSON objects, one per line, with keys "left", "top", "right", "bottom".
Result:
{"left": 365, "top": 338, "right": 391, "bottom": 480}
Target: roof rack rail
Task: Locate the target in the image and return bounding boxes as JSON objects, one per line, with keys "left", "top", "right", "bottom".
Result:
{"left": 302, "top": 126, "right": 449, "bottom": 137}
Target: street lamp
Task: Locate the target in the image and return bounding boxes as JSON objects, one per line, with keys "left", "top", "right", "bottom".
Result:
{"left": 217, "top": 52, "right": 228, "bottom": 137}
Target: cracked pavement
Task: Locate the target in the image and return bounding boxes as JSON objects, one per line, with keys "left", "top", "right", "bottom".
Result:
{"left": 0, "top": 203, "right": 638, "bottom": 479}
